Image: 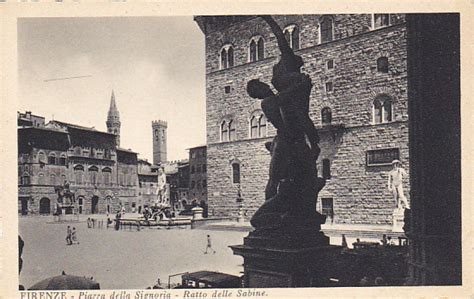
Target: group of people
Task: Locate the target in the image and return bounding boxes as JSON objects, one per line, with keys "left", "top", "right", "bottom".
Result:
{"left": 65, "top": 226, "right": 78, "bottom": 245}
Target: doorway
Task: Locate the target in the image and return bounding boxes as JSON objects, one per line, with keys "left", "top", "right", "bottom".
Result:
{"left": 39, "top": 198, "right": 51, "bottom": 215}
{"left": 91, "top": 196, "right": 99, "bottom": 214}
{"left": 20, "top": 197, "right": 28, "bottom": 215}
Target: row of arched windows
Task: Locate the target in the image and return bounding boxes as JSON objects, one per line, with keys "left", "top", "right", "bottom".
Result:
{"left": 20, "top": 172, "right": 67, "bottom": 186}
{"left": 220, "top": 24, "right": 300, "bottom": 70}
{"left": 219, "top": 14, "right": 391, "bottom": 70}
{"left": 38, "top": 152, "right": 67, "bottom": 165}
{"left": 72, "top": 147, "right": 112, "bottom": 159}
{"left": 220, "top": 112, "right": 268, "bottom": 142}
{"left": 320, "top": 95, "right": 393, "bottom": 126}
{"left": 220, "top": 97, "right": 393, "bottom": 143}
{"left": 73, "top": 165, "right": 113, "bottom": 185}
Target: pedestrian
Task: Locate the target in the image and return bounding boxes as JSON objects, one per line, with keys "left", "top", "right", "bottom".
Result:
{"left": 204, "top": 234, "right": 216, "bottom": 254}
{"left": 71, "top": 227, "right": 79, "bottom": 245}
{"left": 66, "top": 226, "right": 72, "bottom": 245}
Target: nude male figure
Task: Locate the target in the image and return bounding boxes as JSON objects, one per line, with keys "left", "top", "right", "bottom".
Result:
{"left": 388, "top": 159, "right": 409, "bottom": 209}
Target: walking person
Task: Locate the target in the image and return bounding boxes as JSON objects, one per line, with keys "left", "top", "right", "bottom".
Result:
{"left": 71, "top": 227, "right": 79, "bottom": 245}
{"left": 204, "top": 234, "right": 216, "bottom": 254}
{"left": 66, "top": 226, "right": 72, "bottom": 245}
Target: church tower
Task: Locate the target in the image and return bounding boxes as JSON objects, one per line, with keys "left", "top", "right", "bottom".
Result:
{"left": 106, "top": 90, "right": 121, "bottom": 146}
{"left": 152, "top": 120, "right": 167, "bottom": 165}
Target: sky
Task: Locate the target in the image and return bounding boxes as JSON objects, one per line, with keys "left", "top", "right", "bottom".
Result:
{"left": 18, "top": 16, "right": 206, "bottom": 162}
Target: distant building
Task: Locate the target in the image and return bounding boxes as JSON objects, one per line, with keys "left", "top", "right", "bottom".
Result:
{"left": 188, "top": 145, "right": 207, "bottom": 207}
{"left": 18, "top": 92, "right": 140, "bottom": 215}
{"left": 152, "top": 120, "right": 167, "bottom": 165}
{"left": 137, "top": 158, "right": 158, "bottom": 213}
{"left": 177, "top": 160, "right": 190, "bottom": 208}
{"left": 160, "top": 159, "right": 189, "bottom": 210}
{"left": 17, "top": 111, "right": 45, "bottom": 128}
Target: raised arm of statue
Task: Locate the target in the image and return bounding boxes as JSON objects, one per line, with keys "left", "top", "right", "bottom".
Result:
{"left": 259, "top": 16, "right": 293, "bottom": 58}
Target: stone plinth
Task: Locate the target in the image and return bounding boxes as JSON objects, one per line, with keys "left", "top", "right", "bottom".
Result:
{"left": 192, "top": 207, "right": 203, "bottom": 220}
{"left": 392, "top": 208, "right": 405, "bottom": 232}
{"left": 231, "top": 239, "right": 341, "bottom": 287}
{"left": 231, "top": 227, "right": 341, "bottom": 288}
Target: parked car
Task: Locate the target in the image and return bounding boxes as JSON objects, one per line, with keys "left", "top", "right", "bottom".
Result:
{"left": 173, "top": 271, "right": 241, "bottom": 289}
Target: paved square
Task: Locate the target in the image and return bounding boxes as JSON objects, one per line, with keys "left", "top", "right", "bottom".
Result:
{"left": 19, "top": 217, "right": 247, "bottom": 289}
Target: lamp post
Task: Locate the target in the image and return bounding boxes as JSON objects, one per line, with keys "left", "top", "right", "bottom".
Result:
{"left": 236, "top": 183, "right": 244, "bottom": 223}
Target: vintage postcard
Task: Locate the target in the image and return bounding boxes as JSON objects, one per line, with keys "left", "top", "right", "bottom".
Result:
{"left": 0, "top": 1, "right": 472, "bottom": 298}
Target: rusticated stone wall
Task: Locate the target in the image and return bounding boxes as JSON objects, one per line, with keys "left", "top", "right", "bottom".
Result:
{"left": 201, "top": 14, "right": 409, "bottom": 225}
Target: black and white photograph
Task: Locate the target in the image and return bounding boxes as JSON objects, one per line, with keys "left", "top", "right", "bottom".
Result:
{"left": 1, "top": 2, "right": 469, "bottom": 298}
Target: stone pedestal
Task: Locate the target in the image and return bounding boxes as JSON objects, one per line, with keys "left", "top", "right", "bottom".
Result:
{"left": 392, "top": 208, "right": 405, "bottom": 232}
{"left": 191, "top": 207, "right": 203, "bottom": 220}
{"left": 231, "top": 229, "right": 341, "bottom": 287}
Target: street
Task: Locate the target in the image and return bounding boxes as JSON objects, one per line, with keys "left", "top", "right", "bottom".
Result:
{"left": 19, "top": 217, "right": 247, "bottom": 289}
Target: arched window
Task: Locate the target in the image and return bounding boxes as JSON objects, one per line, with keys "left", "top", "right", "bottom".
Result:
{"left": 220, "top": 44, "right": 234, "bottom": 70}
{"left": 250, "top": 115, "right": 259, "bottom": 138}
{"left": 221, "top": 120, "right": 228, "bottom": 142}
{"left": 74, "top": 165, "right": 84, "bottom": 184}
{"left": 373, "top": 14, "right": 390, "bottom": 29}
{"left": 50, "top": 174, "right": 57, "bottom": 186}
{"left": 320, "top": 16, "right": 334, "bottom": 43}
{"left": 89, "top": 166, "right": 98, "bottom": 184}
{"left": 258, "top": 115, "right": 267, "bottom": 137}
{"left": 322, "top": 159, "right": 331, "bottom": 179}
{"left": 284, "top": 24, "right": 299, "bottom": 50}
{"left": 48, "top": 153, "right": 57, "bottom": 165}
{"left": 191, "top": 180, "right": 196, "bottom": 189}
{"left": 250, "top": 112, "right": 267, "bottom": 138}
{"left": 21, "top": 173, "right": 30, "bottom": 185}
{"left": 103, "top": 167, "right": 112, "bottom": 185}
{"left": 232, "top": 163, "right": 240, "bottom": 184}
{"left": 59, "top": 154, "right": 67, "bottom": 166}
{"left": 377, "top": 57, "right": 389, "bottom": 73}
{"left": 38, "top": 173, "right": 45, "bottom": 185}
{"left": 249, "top": 36, "right": 264, "bottom": 62}
{"left": 38, "top": 151, "right": 46, "bottom": 163}
{"left": 228, "top": 120, "right": 236, "bottom": 141}
{"left": 373, "top": 95, "right": 393, "bottom": 124}
{"left": 321, "top": 107, "right": 332, "bottom": 125}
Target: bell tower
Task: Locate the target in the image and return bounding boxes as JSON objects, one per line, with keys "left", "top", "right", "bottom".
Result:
{"left": 152, "top": 120, "right": 167, "bottom": 165}
{"left": 106, "top": 90, "right": 121, "bottom": 146}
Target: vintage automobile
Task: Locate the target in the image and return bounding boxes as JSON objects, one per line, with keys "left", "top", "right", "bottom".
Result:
{"left": 173, "top": 271, "right": 242, "bottom": 289}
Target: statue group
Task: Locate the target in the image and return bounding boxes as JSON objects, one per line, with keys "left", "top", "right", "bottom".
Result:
{"left": 245, "top": 16, "right": 328, "bottom": 247}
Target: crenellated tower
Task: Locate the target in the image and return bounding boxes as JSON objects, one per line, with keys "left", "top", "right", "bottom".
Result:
{"left": 106, "top": 90, "right": 121, "bottom": 146}
{"left": 152, "top": 120, "right": 167, "bottom": 165}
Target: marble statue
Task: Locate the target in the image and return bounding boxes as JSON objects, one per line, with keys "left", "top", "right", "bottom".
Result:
{"left": 388, "top": 159, "right": 409, "bottom": 209}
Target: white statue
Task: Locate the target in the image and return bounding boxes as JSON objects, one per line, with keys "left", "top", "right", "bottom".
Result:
{"left": 388, "top": 159, "right": 409, "bottom": 209}
{"left": 157, "top": 166, "right": 168, "bottom": 204}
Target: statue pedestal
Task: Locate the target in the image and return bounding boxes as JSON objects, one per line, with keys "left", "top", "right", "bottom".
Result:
{"left": 231, "top": 229, "right": 341, "bottom": 287}
{"left": 392, "top": 208, "right": 405, "bottom": 232}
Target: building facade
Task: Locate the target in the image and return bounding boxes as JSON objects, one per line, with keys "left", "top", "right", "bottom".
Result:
{"left": 195, "top": 14, "right": 410, "bottom": 227}
{"left": 188, "top": 146, "right": 208, "bottom": 207}
{"left": 137, "top": 158, "right": 159, "bottom": 212}
{"left": 18, "top": 92, "right": 140, "bottom": 215}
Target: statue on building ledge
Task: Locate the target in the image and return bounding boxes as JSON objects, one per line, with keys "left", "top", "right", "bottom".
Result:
{"left": 245, "top": 15, "right": 327, "bottom": 248}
